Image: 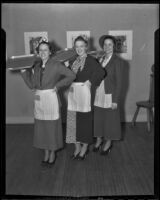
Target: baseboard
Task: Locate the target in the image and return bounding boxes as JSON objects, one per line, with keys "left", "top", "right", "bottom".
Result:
{"left": 6, "top": 114, "right": 147, "bottom": 124}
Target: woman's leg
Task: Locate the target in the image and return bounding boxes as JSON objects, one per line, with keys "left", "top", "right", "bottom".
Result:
{"left": 74, "top": 142, "right": 81, "bottom": 156}
{"left": 94, "top": 137, "right": 103, "bottom": 148}
{"left": 48, "top": 150, "right": 56, "bottom": 163}
{"left": 43, "top": 149, "right": 49, "bottom": 162}
{"left": 102, "top": 139, "right": 112, "bottom": 151}
{"left": 79, "top": 143, "right": 88, "bottom": 157}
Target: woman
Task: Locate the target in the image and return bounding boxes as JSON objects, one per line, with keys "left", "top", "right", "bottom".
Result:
{"left": 66, "top": 36, "right": 105, "bottom": 160}
{"left": 93, "top": 35, "right": 123, "bottom": 155}
{"left": 20, "top": 41, "right": 75, "bottom": 166}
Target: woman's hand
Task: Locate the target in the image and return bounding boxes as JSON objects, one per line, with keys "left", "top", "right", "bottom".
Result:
{"left": 111, "top": 103, "right": 117, "bottom": 110}
{"left": 64, "top": 61, "right": 69, "bottom": 67}
{"left": 83, "top": 80, "right": 91, "bottom": 89}
{"left": 20, "top": 69, "right": 26, "bottom": 73}
{"left": 53, "top": 86, "right": 57, "bottom": 92}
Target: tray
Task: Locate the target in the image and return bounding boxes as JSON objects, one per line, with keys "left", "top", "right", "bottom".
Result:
{"left": 6, "top": 54, "right": 40, "bottom": 71}
{"left": 52, "top": 48, "right": 77, "bottom": 62}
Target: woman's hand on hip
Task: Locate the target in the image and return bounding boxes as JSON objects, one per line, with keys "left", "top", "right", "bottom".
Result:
{"left": 83, "top": 80, "right": 91, "bottom": 88}
{"left": 111, "top": 103, "right": 117, "bottom": 109}
{"left": 53, "top": 86, "right": 57, "bottom": 92}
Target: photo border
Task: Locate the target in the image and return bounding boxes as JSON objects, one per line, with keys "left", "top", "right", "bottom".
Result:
{"left": 24, "top": 32, "right": 48, "bottom": 55}
{"left": 108, "top": 30, "right": 133, "bottom": 60}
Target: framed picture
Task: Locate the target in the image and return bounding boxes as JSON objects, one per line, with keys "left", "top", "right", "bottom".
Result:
{"left": 24, "top": 32, "right": 48, "bottom": 55}
{"left": 108, "top": 30, "right": 133, "bottom": 60}
{"left": 66, "top": 31, "right": 90, "bottom": 48}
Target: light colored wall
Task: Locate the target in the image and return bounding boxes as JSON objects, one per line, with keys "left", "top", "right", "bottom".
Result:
{"left": 2, "top": 4, "right": 158, "bottom": 123}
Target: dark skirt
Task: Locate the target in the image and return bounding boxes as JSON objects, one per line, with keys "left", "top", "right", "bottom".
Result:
{"left": 94, "top": 106, "right": 121, "bottom": 140}
{"left": 76, "top": 111, "right": 93, "bottom": 144}
{"left": 33, "top": 118, "right": 63, "bottom": 151}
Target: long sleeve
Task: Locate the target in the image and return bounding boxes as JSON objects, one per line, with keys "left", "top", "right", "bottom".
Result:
{"left": 113, "top": 59, "right": 123, "bottom": 104}
{"left": 20, "top": 68, "right": 34, "bottom": 89}
{"left": 55, "top": 62, "right": 76, "bottom": 89}
{"left": 88, "top": 58, "right": 106, "bottom": 87}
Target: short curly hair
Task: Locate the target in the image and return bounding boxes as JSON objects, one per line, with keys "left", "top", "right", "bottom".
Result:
{"left": 74, "top": 36, "right": 88, "bottom": 46}
{"left": 37, "top": 41, "right": 52, "bottom": 53}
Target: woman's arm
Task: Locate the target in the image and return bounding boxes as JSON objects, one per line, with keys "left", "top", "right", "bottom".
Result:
{"left": 55, "top": 62, "right": 76, "bottom": 90}
{"left": 20, "top": 68, "right": 34, "bottom": 89}
{"left": 113, "top": 59, "right": 123, "bottom": 104}
{"left": 88, "top": 58, "right": 106, "bottom": 87}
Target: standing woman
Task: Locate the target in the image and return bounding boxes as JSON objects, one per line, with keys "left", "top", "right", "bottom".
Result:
{"left": 93, "top": 35, "right": 123, "bottom": 155}
{"left": 66, "top": 36, "right": 105, "bottom": 160}
{"left": 20, "top": 41, "right": 75, "bottom": 166}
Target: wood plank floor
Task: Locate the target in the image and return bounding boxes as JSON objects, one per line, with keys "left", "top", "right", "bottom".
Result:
{"left": 5, "top": 123, "right": 154, "bottom": 197}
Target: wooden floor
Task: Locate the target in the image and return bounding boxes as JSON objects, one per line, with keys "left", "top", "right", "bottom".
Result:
{"left": 5, "top": 123, "right": 154, "bottom": 197}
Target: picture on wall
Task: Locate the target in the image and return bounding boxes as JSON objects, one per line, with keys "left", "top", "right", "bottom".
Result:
{"left": 24, "top": 32, "right": 48, "bottom": 55}
{"left": 108, "top": 30, "right": 133, "bottom": 60}
{"left": 66, "top": 31, "right": 90, "bottom": 48}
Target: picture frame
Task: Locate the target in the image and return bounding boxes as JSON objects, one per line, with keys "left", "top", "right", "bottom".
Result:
{"left": 24, "top": 32, "right": 48, "bottom": 55}
{"left": 66, "top": 31, "right": 90, "bottom": 48}
{"left": 108, "top": 30, "right": 133, "bottom": 60}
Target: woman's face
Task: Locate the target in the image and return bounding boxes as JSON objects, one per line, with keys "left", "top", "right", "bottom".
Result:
{"left": 103, "top": 39, "right": 114, "bottom": 55}
{"left": 38, "top": 44, "right": 51, "bottom": 61}
{"left": 74, "top": 40, "right": 87, "bottom": 56}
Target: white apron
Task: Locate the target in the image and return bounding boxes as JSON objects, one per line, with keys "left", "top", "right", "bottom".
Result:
{"left": 34, "top": 89, "right": 59, "bottom": 120}
{"left": 94, "top": 80, "right": 112, "bottom": 108}
{"left": 67, "top": 82, "right": 91, "bottom": 112}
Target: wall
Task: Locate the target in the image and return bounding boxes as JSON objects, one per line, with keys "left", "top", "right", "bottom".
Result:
{"left": 2, "top": 4, "right": 158, "bottom": 123}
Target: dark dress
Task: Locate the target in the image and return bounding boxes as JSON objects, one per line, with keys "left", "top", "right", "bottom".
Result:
{"left": 71, "top": 55, "right": 105, "bottom": 144}
{"left": 21, "top": 57, "right": 75, "bottom": 150}
{"left": 94, "top": 54, "right": 123, "bottom": 140}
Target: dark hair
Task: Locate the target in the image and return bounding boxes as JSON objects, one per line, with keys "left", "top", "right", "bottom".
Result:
{"left": 74, "top": 36, "right": 88, "bottom": 46}
{"left": 37, "top": 41, "right": 52, "bottom": 53}
{"left": 103, "top": 36, "right": 116, "bottom": 47}
{"left": 99, "top": 35, "right": 116, "bottom": 49}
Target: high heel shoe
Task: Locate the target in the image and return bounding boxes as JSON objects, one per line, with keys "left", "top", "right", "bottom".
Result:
{"left": 77, "top": 149, "right": 89, "bottom": 160}
{"left": 47, "top": 154, "right": 57, "bottom": 167}
{"left": 41, "top": 158, "right": 49, "bottom": 166}
{"left": 47, "top": 157, "right": 56, "bottom": 167}
{"left": 100, "top": 144, "right": 112, "bottom": 156}
{"left": 70, "top": 152, "right": 80, "bottom": 160}
{"left": 93, "top": 142, "right": 103, "bottom": 152}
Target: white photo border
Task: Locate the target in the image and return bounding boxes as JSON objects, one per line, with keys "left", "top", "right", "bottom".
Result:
{"left": 24, "top": 32, "right": 48, "bottom": 55}
{"left": 108, "top": 30, "right": 133, "bottom": 60}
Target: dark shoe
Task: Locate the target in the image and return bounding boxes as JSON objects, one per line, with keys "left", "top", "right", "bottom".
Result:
{"left": 100, "top": 144, "right": 112, "bottom": 156}
{"left": 47, "top": 159, "right": 56, "bottom": 168}
{"left": 48, "top": 160, "right": 55, "bottom": 167}
{"left": 70, "top": 152, "right": 80, "bottom": 160}
{"left": 47, "top": 155, "right": 57, "bottom": 167}
{"left": 78, "top": 149, "right": 89, "bottom": 160}
{"left": 41, "top": 158, "right": 49, "bottom": 166}
{"left": 93, "top": 142, "right": 103, "bottom": 152}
